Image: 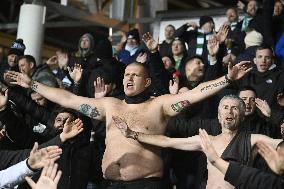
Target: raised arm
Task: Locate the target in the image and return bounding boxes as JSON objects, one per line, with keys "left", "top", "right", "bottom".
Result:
{"left": 6, "top": 71, "right": 106, "bottom": 120}
{"left": 112, "top": 116, "right": 202, "bottom": 151}
{"left": 161, "top": 61, "right": 252, "bottom": 117}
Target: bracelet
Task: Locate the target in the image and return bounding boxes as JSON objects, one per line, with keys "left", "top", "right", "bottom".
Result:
{"left": 225, "top": 74, "right": 233, "bottom": 85}
{"left": 30, "top": 80, "right": 38, "bottom": 91}
{"left": 26, "top": 158, "right": 39, "bottom": 172}
{"left": 129, "top": 131, "right": 139, "bottom": 140}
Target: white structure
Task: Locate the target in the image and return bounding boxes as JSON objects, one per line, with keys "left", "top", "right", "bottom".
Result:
{"left": 17, "top": 4, "right": 46, "bottom": 65}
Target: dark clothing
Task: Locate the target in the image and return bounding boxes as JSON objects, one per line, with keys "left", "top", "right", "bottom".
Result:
{"left": 118, "top": 45, "right": 144, "bottom": 65}
{"left": 0, "top": 135, "right": 62, "bottom": 170}
{"left": 234, "top": 67, "right": 284, "bottom": 108}
{"left": 227, "top": 22, "right": 245, "bottom": 56}
{"left": 0, "top": 58, "right": 19, "bottom": 84}
{"left": 221, "top": 131, "right": 252, "bottom": 166}
{"left": 225, "top": 162, "right": 284, "bottom": 189}
{"left": 159, "top": 40, "right": 172, "bottom": 57}
{"left": 56, "top": 137, "right": 92, "bottom": 189}
{"left": 174, "top": 25, "right": 210, "bottom": 64}
{"left": 247, "top": 0, "right": 275, "bottom": 46}
{"left": 240, "top": 110, "right": 283, "bottom": 138}
{"left": 166, "top": 118, "right": 221, "bottom": 189}
{"left": 103, "top": 177, "right": 161, "bottom": 189}
{"left": 148, "top": 51, "right": 171, "bottom": 96}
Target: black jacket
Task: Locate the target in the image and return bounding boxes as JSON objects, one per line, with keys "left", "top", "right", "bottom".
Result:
{"left": 225, "top": 162, "right": 284, "bottom": 189}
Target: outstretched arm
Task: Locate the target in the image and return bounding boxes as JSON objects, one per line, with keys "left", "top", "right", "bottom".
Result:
{"left": 6, "top": 71, "right": 106, "bottom": 120}
{"left": 251, "top": 134, "right": 283, "bottom": 151}
{"left": 112, "top": 116, "right": 202, "bottom": 151}
{"left": 161, "top": 61, "right": 252, "bottom": 116}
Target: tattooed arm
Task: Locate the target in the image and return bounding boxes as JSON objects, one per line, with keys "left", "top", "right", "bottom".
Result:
{"left": 6, "top": 71, "right": 106, "bottom": 120}
{"left": 161, "top": 61, "right": 252, "bottom": 117}
{"left": 113, "top": 116, "right": 202, "bottom": 151}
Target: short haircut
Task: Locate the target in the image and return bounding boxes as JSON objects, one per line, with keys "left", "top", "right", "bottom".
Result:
{"left": 237, "top": 86, "right": 257, "bottom": 97}
{"left": 218, "top": 95, "right": 246, "bottom": 117}
{"left": 18, "top": 55, "right": 36, "bottom": 65}
{"left": 166, "top": 24, "right": 175, "bottom": 30}
{"left": 127, "top": 62, "right": 151, "bottom": 78}
{"left": 256, "top": 45, "right": 274, "bottom": 55}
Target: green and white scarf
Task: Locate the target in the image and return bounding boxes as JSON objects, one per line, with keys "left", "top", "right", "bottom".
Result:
{"left": 241, "top": 14, "right": 252, "bottom": 31}
{"left": 196, "top": 29, "right": 212, "bottom": 56}
{"left": 230, "top": 22, "right": 238, "bottom": 31}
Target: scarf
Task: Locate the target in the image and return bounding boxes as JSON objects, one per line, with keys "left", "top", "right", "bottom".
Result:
{"left": 124, "top": 90, "right": 150, "bottom": 104}
{"left": 230, "top": 22, "right": 238, "bottom": 31}
{"left": 196, "top": 29, "right": 212, "bottom": 56}
{"left": 241, "top": 14, "right": 253, "bottom": 32}
{"left": 125, "top": 44, "right": 139, "bottom": 56}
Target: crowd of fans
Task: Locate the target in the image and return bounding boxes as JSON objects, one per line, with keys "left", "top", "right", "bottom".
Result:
{"left": 0, "top": 0, "right": 284, "bottom": 188}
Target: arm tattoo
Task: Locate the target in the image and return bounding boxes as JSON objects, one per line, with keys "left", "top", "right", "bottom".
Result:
{"left": 171, "top": 100, "right": 191, "bottom": 112}
{"left": 31, "top": 81, "right": 38, "bottom": 91}
{"left": 79, "top": 104, "right": 100, "bottom": 119}
{"left": 200, "top": 78, "right": 227, "bottom": 93}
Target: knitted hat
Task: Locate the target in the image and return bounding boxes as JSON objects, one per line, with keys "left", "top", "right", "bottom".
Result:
{"left": 8, "top": 39, "right": 26, "bottom": 56}
{"left": 127, "top": 28, "right": 140, "bottom": 43}
{"left": 199, "top": 16, "right": 214, "bottom": 27}
{"left": 244, "top": 30, "right": 263, "bottom": 48}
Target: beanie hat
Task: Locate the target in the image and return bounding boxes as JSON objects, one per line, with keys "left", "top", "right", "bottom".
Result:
{"left": 127, "top": 28, "right": 140, "bottom": 44}
{"left": 8, "top": 39, "right": 26, "bottom": 56}
{"left": 199, "top": 16, "right": 214, "bottom": 28}
{"left": 244, "top": 30, "right": 263, "bottom": 48}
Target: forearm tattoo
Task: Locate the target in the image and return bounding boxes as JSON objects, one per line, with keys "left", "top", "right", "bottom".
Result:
{"left": 31, "top": 80, "right": 38, "bottom": 91}
{"left": 79, "top": 104, "right": 100, "bottom": 119}
{"left": 171, "top": 100, "right": 191, "bottom": 112}
{"left": 200, "top": 78, "right": 227, "bottom": 93}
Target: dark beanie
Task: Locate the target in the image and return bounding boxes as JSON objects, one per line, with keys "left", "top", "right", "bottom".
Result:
{"left": 127, "top": 28, "right": 140, "bottom": 43}
{"left": 199, "top": 16, "right": 214, "bottom": 28}
{"left": 8, "top": 39, "right": 26, "bottom": 56}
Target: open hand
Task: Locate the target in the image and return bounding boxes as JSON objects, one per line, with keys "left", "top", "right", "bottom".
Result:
{"left": 6, "top": 71, "right": 32, "bottom": 88}
{"left": 142, "top": 32, "right": 158, "bottom": 53}
{"left": 28, "top": 142, "right": 62, "bottom": 170}
{"left": 94, "top": 77, "right": 107, "bottom": 98}
{"left": 227, "top": 61, "right": 252, "bottom": 81}
{"left": 60, "top": 118, "right": 84, "bottom": 142}
{"left": 255, "top": 98, "right": 271, "bottom": 117}
{"left": 257, "top": 141, "right": 284, "bottom": 175}
{"left": 112, "top": 116, "right": 137, "bottom": 139}
{"left": 67, "top": 64, "right": 83, "bottom": 84}
{"left": 25, "top": 161, "right": 62, "bottom": 189}
{"left": 199, "top": 129, "right": 219, "bottom": 164}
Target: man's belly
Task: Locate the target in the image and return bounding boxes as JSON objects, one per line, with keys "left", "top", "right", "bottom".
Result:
{"left": 102, "top": 137, "right": 163, "bottom": 181}
{"left": 206, "top": 166, "right": 234, "bottom": 189}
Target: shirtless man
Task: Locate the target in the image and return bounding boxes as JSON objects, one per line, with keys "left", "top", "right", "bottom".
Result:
{"left": 7, "top": 51, "right": 251, "bottom": 188}
{"left": 112, "top": 95, "right": 282, "bottom": 189}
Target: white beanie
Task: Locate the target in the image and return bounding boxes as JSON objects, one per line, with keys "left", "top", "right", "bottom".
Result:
{"left": 244, "top": 30, "right": 263, "bottom": 48}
